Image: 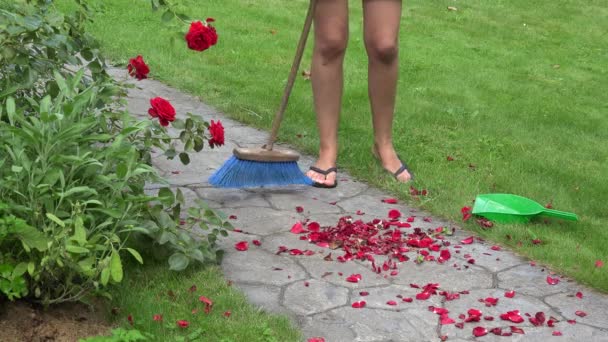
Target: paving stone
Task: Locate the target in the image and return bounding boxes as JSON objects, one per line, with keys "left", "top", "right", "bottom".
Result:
{"left": 261, "top": 232, "right": 326, "bottom": 258}
{"left": 219, "top": 207, "right": 299, "bottom": 236}
{"left": 353, "top": 284, "right": 442, "bottom": 310}
{"left": 194, "top": 187, "right": 271, "bottom": 209}
{"left": 282, "top": 279, "right": 349, "bottom": 316}
{"left": 311, "top": 307, "right": 429, "bottom": 341}
{"left": 152, "top": 151, "right": 230, "bottom": 184}
{"left": 451, "top": 242, "right": 527, "bottom": 273}
{"left": 545, "top": 291, "right": 608, "bottom": 329}
{"left": 221, "top": 248, "right": 306, "bottom": 287}
{"left": 390, "top": 260, "right": 493, "bottom": 291}
{"left": 297, "top": 257, "right": 390, "bottom": 289}
{"left": 337, "top": 193, "right": 416, "bottom": 221}
{"left": 497, "top": 264, "right": 573, "bottom": 297}
{"left": 441, "top": 288, "right": 564, "bottom": 340}
{"left": 234, "top": 284, "right": 288, "bottom": 316}
{"left": 266, "top": 193, "right": 343, "bottom": 214}
{"left": 300, "top": 317, "right": 357, "bottom": 342}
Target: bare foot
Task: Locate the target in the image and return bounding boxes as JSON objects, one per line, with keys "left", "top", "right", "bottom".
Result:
{"left": 373, "top": 144, "right": 412, "bottom": 183}
{"left": 306, "top": 158, "right": 337, "bottom": 187}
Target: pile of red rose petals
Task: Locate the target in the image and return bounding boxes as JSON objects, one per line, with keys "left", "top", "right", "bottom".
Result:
{"left": 287, "top": 211, "right": 466, "bottom": 277}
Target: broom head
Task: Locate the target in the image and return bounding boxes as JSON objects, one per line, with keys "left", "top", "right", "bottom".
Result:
{"left": 208, "top": 147, "right": 313, "bottom": 188}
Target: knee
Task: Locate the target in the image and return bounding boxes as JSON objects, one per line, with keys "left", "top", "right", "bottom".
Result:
{"left": 367, "top": 39, "right": 399, "bottom": 64}
{"left": 315, "top": 34, "right": 348, "bottom": 62}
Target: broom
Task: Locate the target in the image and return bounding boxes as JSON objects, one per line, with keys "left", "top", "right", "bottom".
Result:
{"left": 208, "top": 0, "right": 317, "bottom": 188}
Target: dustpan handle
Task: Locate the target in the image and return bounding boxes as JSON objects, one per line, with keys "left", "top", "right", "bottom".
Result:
{"left": 266, "top": 0, "right": 317, "bottom": 151}
{"left": 541, "top": 208, "right": 579, "bottom": 221}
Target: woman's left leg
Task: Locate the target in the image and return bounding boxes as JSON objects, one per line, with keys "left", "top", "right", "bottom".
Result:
{"left": 362, "top": 0, "right": 412, "bottom": 182}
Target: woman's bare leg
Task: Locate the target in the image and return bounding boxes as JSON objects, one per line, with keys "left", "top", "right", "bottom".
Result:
{"left": 363, "top": 0, "right": 411, "bottom": 182}
{"left": 306, "top": 0, "right": 349, "bottom": 186}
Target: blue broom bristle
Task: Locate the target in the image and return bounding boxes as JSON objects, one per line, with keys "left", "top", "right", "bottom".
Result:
{"left": 208, "top": 155, "right": 314, "bottom": 188}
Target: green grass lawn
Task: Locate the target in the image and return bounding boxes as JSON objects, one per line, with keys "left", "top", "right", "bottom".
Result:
{"left": 56, "top": 0, "right": 607, "bottom": 292}
{"left": 101, "top": 262, "right": 300, "bottom": 342}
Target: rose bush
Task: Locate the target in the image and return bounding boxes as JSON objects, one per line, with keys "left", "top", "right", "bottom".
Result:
{"left": 0, "top": 0, "right": 230, "bottom": 305}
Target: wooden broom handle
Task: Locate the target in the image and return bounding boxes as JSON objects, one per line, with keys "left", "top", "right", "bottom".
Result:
{"left": 266, "top": 0, "right": 317, "bottom": 150}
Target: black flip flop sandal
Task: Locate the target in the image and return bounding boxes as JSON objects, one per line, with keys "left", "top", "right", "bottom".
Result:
{"left": 308, "top": 166, "right": 338, "bottom": 189}
{"left": 393, "top": 155, "right": 414, "bottom": 181}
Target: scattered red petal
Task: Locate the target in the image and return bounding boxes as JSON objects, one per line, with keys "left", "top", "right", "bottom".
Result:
{"left": 307, "top": 338, "right": 325, "bottom": 342}
{"left": 351, "top": 301, "right": 366, "bottom": 308}
{"left": 510, "top": 326, "right": 525, "bottom": 334}
{"left": 359, "top": 291, "right": 369, "bottom": 296}
{"left": 329, "top": 201, "right": 337, "bottom": 205}
{"left": 229, "top": 215, "right": 237, "bottom": 220}
{"left": 403, "top": 297, "right": 413, "bottom": 303}
{"left": 567, "top": 319, "right": 576, "bottom": 324}
{"left": 188, "top": 285, "right": 197, "bottom": 292}
{"left": 416, "top": 292, "right": 431, "bottom": 300}
{"left": 472, "top": 327, "right": 488, "bottom": 337}
{"left": 447, "top": 155, "right": 454, "bottom": 161}
{"left": 290, "top": 222, "right": 306, "bottom": 234}
{"left": 177, "top": 320, "right": 189, "bottom": 328}
{"left": 576, "top": 291, "right": 583, "bottom": 299}
{"left": 304, "top": 281, "right": 310, "bottom": 287}
{"left": 460, "top": 236, "right": 474, "bottom": 245}
{"left": 296, "top": 206, "right": 304, "bottom": 213}
{"left": 552, "top": 331, "right": 563, "bottom": 336}
{"left": 595, "top": 260, "right": 604, "bottom": 268}
{"left": 483, "top": 297, "right": 499, "bottom": 306}
{"left": 308, "top": 222, "right": 320, "bottom": 232}
{"left": 252, "top": 240, "right": 262, "bottom": 246}
{"left": 386, "top": 300, "right": 398, "bottom": 306}
{"left": 346, "top": 274, "right": 362, "bottom": 283}
{"left": 153, "top": 314, "right": 162, "bottom": 321}
{"left": 455, "top": 322, "right": 464, "bottom": 329}
{"left": 440, "top": 314, "right": 455, "bottom": 325}
{"left": 575, "top": 310, "right": 587, "bottom": 317}
{"left": 388, "top": 209, "right": 402, "bottom": 220}
{"left": 505, "top": 290, "right": 515, "bottom": 298}
{"left": 356, "top": 210, "right": 365, "bottom": 215}
{"left": 171, "top": 170, "right": 181, "bottom": 174}
{"left": 546, "top": 276, "right": 560, "bottom": 285}
{"left": 500, "top": 310, "right": 524, "bottom": 323}
{"left": 490, "top": 327, "right": 502, "bottom": 335}
{"left": 127, "top": 314, "right": 134, "bottom": 326}
{"left": 491, "top": 245, "right": 501, "bottom": 251}
{"left": 223, "top": 311, "right": 231, "bottom": 318}
{"left": 461, "top": 206, "right": 472, "bottom": 221}
{"left": 234, "top": 241, "right": 248, "bottom": 251}
{"left": 199, "top": 295, "right": 213, "bottom": 314}
{"left": 382, "top": 198, "right": 398, "bottom": 204}
{"left": 532, "top": 239, "right": 542, "bottom": 245}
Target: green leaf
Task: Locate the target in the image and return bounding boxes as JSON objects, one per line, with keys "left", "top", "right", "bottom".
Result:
{"left": 60, "top": 186, "right": 98, "bottom": 198}
{"left": 161, "top": 9, "right": 174, "bottom": 22}
{"left": 46, "top": 213, "right": 65, "bottom": 228}
{"left": 179, "top": 152, "right": 190, "bottom": 165}
{"left": 27, "top": 262, "right": 35, "bottom": 276}
{"left": 11, "top": 165, "right": 23, "bottom": 173}
{"left": 158, "top": 187, "right": 174, "bottom": 207}
{"left": 73, "top": 216, "right": 87, "bottom": 244}
{"left": 168, "top": 253, "right": 189, "bottom": 271}
{"left": 116, "top": 162, "right": 128, "bottom": 179}
{"left": 100, "top": 267, "right": 110, "bottom": 286}
{"left": 66, "top": 245, "right": 89, "bottom": 254}
{"left": 125, "top": 248, "right": 144, "bottom": 264}
{"left": 110, "top": 251, "right": 123, "bottom": 282}
{"left": 12, "top": 263, "right": 28, "bottom": 278}
{"left": 6, "top": 96, "right": 15, "bottom": 125}
{"left": 171, "top": 119, "right": 185, "bottom": 129}
{"left": 53, "top": 70, "right": 68, "bottom": 93}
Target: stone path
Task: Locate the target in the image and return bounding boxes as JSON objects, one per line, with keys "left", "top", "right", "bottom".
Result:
{"left": 111, "top": 68, "right": 608, "bottom": 342}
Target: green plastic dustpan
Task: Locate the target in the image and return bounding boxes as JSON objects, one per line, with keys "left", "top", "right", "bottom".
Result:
{"left": 472, "top": 193, "right": 578, "bottom": 224}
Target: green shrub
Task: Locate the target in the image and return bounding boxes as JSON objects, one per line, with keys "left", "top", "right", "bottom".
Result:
{"left": 0, "top": 0, "right": 231, "bottom": 305}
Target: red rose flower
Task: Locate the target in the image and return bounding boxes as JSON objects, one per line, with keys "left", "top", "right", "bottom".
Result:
{"left": 185, "top": 20, "right": 218, "bottom": 52}
{"left": 208, "top": 119, "right": 224, "bottom": 147}
{"left": 127, "top": 55, "right": 150, "bottom": 80}
{"left": 148, "top": 97, "right": 176, "bottom": 126}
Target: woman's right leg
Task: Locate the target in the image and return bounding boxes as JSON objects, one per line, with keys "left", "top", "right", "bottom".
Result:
{"left": 306, "top": 0, "right": 349, "bottom": 186}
